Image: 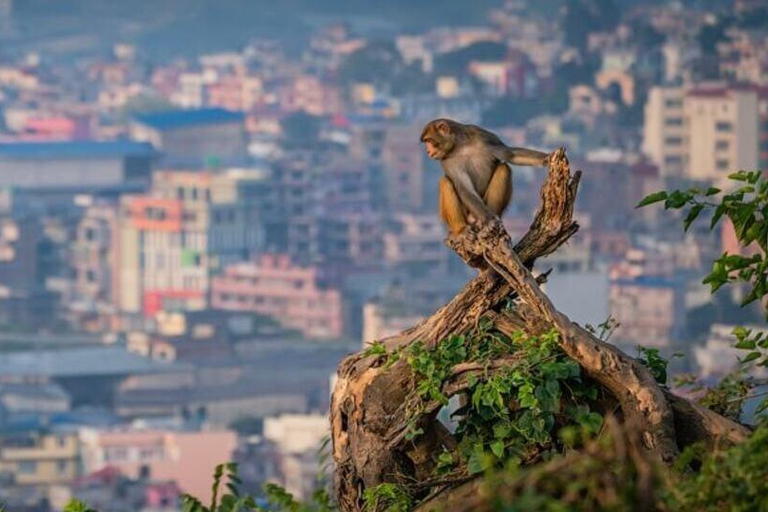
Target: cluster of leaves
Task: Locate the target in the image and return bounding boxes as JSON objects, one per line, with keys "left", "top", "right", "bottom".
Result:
{"left": 362, "top": 483, "right": 413, "bottom": 512}
{"left": 662, "top": 425, "right": 768, "bottom": 511}
{"left": 63, "top": 501, "right": 97, "bottom": 512}
{"left": 639, "top": 170, "right": 768, "bottom": 415}
{"left": 370, "top": 321, "right": 604, "bottom": 483}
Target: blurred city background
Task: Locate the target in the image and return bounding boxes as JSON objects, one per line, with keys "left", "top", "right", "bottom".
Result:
{"left": 0, "top": 0, "right": 766, "bottom": 510}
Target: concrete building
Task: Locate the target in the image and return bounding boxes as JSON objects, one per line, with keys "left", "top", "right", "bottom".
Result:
{"left": 70, "top": 201, "right": 120, "bottom": 330}
{"left": 381, "top": 125, "right": 425, "bottom": 212}
{"left": 643, "top": 85, "right": 759, "bottom": 179}
{"left": 609, "top": 275, "right": 686, "bottom": 349}
{"left": 131, "top": 108, "right": 247, "bottom": 168}
{"left": 211, "top": 254, "right": 343, "bottom": 339}
{"left": 79, "top": 427, "right": 237, "bottom": 504}
{"left": 0, "top": 431, "right": 80, "bottom": 488}
{"left": 685, "top": 87, "right": 759, "bottom": 181}
{"left": 0, "top": 141, "right": 153, "bottom": 191}
{"left": 117, "top": 170, "right": 266, "bottom": 316}
{"left": 383, "top": 214, "right": 448, "bottom": 274}
{"left": 262, "top": 414, "right": 329, "bottom": 500}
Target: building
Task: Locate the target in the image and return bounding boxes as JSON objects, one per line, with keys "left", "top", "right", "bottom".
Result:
{"left": 211, "top": 254, "right": 343, "bottom": 339}
{"left": 0, "top": 382, "right": 71, "bottom": 428}
{"left": 79, "top": 427, "right": 237, "bottom": 504}
{"left": 0, "top": 431, "right": 80, "bottom": 488}
{"left": 382, "top": 214, "right": 448, "bottom": 274}
{"left": 643, "top": 85, "right": 759, "bottom": 179}
{"left": 381, "top": 125, "right": 425, "bottom": 212}
{"left": 609, "top": 275, "right": 686, "bottom": 349}
{"left": 0, "top": 141, "right": 153, "bottom": 191}
{"left": 131, "top": 108, "right": 247, "bottom": 168}
{"left": 70, "top": 201, "right": 120, "bottom": 330}
{"left": 116, "top": 170, "right": 267, "bottom": 316}
{"left": 685, "top": 87, "right": 759, "bottom": 181}
{"left": 262, "top": 414, "right": 329, "bottom": 500}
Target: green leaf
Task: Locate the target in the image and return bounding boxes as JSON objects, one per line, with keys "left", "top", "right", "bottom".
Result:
{"left": 636, "top": 191, "right": 668, "bottom": 208}
{"left": 706, "top": 186, "right": 721, "bottom": 196}
{"left": 490, "top": 440, "right": 505, "bottom": 459}
{"left": 741, "top": 351, "right": 761, "bottom": 364}
{"left": 684, "top": 204, "right": 704, "bottom": 231}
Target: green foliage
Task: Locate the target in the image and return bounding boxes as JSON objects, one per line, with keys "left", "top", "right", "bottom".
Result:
{"left": 63, "top": 500, "right": 97, "bottom": 512}
{"left": 662, "top": 425, "right": 768, "bottom": 511}
{"left": 585, "top": 315, "right": 620, "bottom": 342}
{"left": 636, "top": 346, "right": 669, "bottom": 385}
{"left": 180, "top": 462, "right": 258, "bottom": 512}
{"left": 639, "top": 171, "right": 768, "bottom": 414}
{"left": 379, "top": 320, "right": 603, "bottom": 479}
{"left": 362, "top": 483, "right": 413, "bottom": 512}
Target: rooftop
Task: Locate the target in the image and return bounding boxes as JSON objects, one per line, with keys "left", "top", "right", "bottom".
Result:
{"left": 134, "top": 108, "right": 244, "bottom": 131}
{"left": 0, "top": 346, "right": 183, "bottom": 378}
{"left": 0, "top": 141, "right": 154, "bottom": 160}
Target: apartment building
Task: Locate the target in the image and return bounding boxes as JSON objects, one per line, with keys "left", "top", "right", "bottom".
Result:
{"left": 131, "top": 108, "right": 248, "bottom": 168}
{"left": 117, "top": 170, "right": 267, "bottom": 316}
{"left": 211, "top": 254, "right": 343, "bottom": 339}
{"left": 643, "top": 85, "right": 759, "bottom": 180}
{"left": 0, "top": 432, "right": 80, "bottom": 487}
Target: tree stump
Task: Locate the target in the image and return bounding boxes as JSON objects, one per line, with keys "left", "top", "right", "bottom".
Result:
{"left": 330, "top": 149, "right": 750, "bottom": 511}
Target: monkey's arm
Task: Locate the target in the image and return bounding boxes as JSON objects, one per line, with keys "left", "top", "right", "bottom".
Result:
{"left": 452, "top": 172, "right": 496, "bottom": 221}
{"left": 500, "top": 147, "right": 549, "bottom": 167}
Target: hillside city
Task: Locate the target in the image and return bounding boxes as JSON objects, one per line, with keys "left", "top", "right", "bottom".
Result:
{"left": 0, "top": 0, "right": 767, "bottom": 510}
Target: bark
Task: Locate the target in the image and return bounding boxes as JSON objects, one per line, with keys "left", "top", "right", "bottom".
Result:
{"left": 330, "top": 149, "right": 751, "bottom": 512}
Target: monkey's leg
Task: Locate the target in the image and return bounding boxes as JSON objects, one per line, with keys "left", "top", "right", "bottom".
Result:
{"left": 439, "top": 177, "right": 468, "bottom": 235}
{"left": 484, "top": 162, "right": 512, "bottom": 216}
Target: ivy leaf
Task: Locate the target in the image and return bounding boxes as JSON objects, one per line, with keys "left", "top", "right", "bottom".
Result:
{"left": 467, "top": 447, "right": 485, "bottom": 475}
{"left": 490, "top": 440, "right": 505, "bottom": 459}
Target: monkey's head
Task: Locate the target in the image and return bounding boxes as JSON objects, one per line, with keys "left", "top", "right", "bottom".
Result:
{"left": 420, "top": 119, "right": 457, "bottom": 160}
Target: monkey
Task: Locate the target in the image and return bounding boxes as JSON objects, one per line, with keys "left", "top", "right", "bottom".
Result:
{"left": 420, "top": 118, "right": 550, "bottom": 236}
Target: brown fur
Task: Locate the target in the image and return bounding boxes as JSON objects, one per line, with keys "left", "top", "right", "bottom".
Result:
{"left": 421, "top": 118, "right": 547, "bottom": 235}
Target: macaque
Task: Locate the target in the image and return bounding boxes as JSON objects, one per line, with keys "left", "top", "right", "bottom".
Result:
{"left": 420, "top": 118, "right": 550, "bottom": 235}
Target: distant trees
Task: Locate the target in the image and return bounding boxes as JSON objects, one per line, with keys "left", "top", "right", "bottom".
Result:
{"left": 563, "top": 0, "right": 620, "bottom": 53}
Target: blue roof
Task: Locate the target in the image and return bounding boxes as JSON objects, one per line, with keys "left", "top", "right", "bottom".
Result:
{"left": 135, "top": 108, "right": 244, "bottom": 131}
{"left": 0, "top": 141, "right": 154, "bottom": 160}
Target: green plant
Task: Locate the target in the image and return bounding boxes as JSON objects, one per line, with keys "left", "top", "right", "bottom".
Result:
{"left": 379, "top": 320, "right": 603, "bottom": 480}
{"left": 362, "top": 483, "right": 412, "bottom": 512}
{"left": 639, "top": 170, "right": 768, "bottom": 415}
{"left": 63, "top": 500, "right": 97, "bottom": 512}
{"left": 636, "top": 346, "right": 669, "bottom": 385}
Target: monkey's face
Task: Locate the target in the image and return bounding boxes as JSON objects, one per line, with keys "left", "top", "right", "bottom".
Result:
{"left": 420, "top": 120, "right": 455, "bottom": 161}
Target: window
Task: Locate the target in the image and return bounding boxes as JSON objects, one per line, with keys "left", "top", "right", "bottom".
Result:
{"left": 716, "top": 121, "right": 733, "bottom": 132}
{"left": 664, "top": 155, "right": 682, "bottom": 165}
{"left": 57, "top": 460, "right": 68, "bottom": 474}
{"left": 18, "top": 461, "right": 37, "bottom": 474}
{"left": 665, "top": 137, "right": 682, "bottom": 146}
{"left": 716, "top": 140, "right": 730, "bottom": 151}
{"left": 664, "top": 99, "right": 682, "bottom": 108}
{"left": 717, "top": 159, "right": 730, "bottom": 171}
{"left": 664, "top": 117, "right": 683, "bottom": 127}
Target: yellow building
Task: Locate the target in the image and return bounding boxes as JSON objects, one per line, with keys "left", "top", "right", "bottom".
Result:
{"left": 643, "top": 85, "right": 759, "bottom": 180}
{"left": 0, "top": 432, "right": 80, "bottom": 486}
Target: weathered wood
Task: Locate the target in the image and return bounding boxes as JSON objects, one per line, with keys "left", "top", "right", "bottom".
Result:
{"left": 331, "top": 149, "right": 582, "bottom": 511}
{"left": 330, "top": 148, "right": 751, "bottom": 511}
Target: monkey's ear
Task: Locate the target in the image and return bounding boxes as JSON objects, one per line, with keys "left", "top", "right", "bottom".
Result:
{"left": 436, "top": 120, "right": 451, "bottom": 136}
